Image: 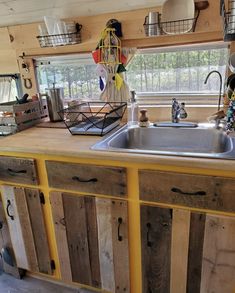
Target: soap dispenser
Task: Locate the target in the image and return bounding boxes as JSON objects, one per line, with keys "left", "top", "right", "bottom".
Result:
{"left": 127, "top": 90, "right": 139, "bottom": 127}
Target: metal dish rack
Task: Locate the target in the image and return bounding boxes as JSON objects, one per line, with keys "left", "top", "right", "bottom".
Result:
{"left": 59, "top": 102, "right": 127, "bottom": 136}
{"left": 143, "top": 11, "right": 200, "bottom": 36}
{"left": 220, "top": 0, "right": 235, "bottom": 41}
{"left": 37, "top": 24, "right": 82, "bottom": 47}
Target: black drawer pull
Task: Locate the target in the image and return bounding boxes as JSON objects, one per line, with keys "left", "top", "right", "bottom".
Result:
{"left": 118, "top": 217, "right": 123, "bottom": 242}
{"left": 6, "top": 200, "right": 14, "bottom": 221}
{"left": 72, "top": 176, "right": 98, "bottom": 183}
{"left": 171, "top": 187, "right": 206, "bottom": 196}
{"left": 7, "top": 168, "right": 27, "bottom": 176}
{"left": 146, "top": 222, "right": 152, "bottom": 247}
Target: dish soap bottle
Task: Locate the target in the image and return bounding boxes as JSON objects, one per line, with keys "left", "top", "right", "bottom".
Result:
{"left": 127, "top": 90, "right": 139, "bottom": 127}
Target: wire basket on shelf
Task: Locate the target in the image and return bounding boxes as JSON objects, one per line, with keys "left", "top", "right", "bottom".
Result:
{"left": 37, "top": 23, "right": 82, "bottom": 47}
{"left": 58, "top": 101, "right": 127, "bottom": 136}
{"left": 220, "top": 0, "right": 235, "bottom": 41}
{"left": 143, "top": 12, "right": 199, "bottom": 36}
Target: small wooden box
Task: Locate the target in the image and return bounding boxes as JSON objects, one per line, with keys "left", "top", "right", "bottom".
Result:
{"left": 0, "top": 99, "right": 48, "bottom": 135}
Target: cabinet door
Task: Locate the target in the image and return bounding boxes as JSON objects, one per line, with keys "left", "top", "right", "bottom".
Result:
{"left": 1, "top": 186, "right": 52, "bottom": 274}
{"left": 141, "top": 205, "right": 235, "bottom": 293}
{"left": 50, "top": 192, "right": 130, "bottom": 292}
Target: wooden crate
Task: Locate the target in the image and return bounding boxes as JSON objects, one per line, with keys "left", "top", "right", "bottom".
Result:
{"left": 0, "top": 99, "right": 48, "bottom": 135}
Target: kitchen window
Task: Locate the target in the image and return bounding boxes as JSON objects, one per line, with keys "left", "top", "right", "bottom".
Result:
{"left": 35, "top": 54, "right": 100, "bottom": 101}
{"left": 126, "top": 43, "right": 229, "bottom": 105}
{"left": 0, "top": 75, "right": 21, "bottom": 103}
{"left": 35, "top": 43, "right": 229, "bottom": 106}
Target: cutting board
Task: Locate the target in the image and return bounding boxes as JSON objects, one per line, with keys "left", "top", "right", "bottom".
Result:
{"left": 161, "top": 0, "right": 195, "bottom": 34}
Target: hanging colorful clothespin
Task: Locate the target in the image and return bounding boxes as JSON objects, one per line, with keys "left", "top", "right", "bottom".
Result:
{"left": 115, "top": 73, "right": 123, "bottom": 90}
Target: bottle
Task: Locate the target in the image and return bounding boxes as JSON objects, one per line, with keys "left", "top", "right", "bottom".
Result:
{"left": 179, "top": 102, "right": 188, "bottom": 119}
{"left": 139, "top": 109, "right": 150, "bottom": 127}
{"left": 127, "top": 90, "right": 139, "bottom": 127}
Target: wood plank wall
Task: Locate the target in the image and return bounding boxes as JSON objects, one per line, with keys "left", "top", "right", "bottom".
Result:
{"left": 0, "top": 0, "right": 226, "bottom": 93}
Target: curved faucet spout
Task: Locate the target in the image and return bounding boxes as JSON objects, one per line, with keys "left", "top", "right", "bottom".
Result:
{"left": 204, "top": 70, "right": 223, "bottom": 111}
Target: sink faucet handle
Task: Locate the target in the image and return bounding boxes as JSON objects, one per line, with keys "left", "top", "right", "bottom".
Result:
{"left": 179, "top": 102, "right": 187, "bottom": 119}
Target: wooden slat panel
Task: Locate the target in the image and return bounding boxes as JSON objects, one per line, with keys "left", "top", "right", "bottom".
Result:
{"left": 14, "top": 187, "right": 38, "bottom": 272}
{"left": 7, "top": 1, "right": 221, "bottom": 54}
{"left": 1, "top": 186, "right": 29, "bottom": 270}
{"left": 0, "top": 201, "right": 23, "bottom": 278}
{"left": 215, "top": 177, "right": 235, "bottom": 213}
{"left": 25, "top": 188, "right": 51, "bottom": 274}
{"left": 0, "top": 201, "right": 12, "bottom": 253}
{"left": 49, "top": 192, "right": 72, "bottom": 282}
{"left": 141, "top": 205, "right": 172, "bottom": 293}
{"left": 96, "top": 198, "right": 115, "bottom": 292}
{"left": 46, "top": 161, "right": 127, "bottom": 197}
{"left": 187, "top": 212, "right": 206, "bottom": 293}
{"left": 63, "top": 194, "right": 92, "bottom": 285}
{"left": 84, "top": 196, "right": 101, "bottom": 288}
{"left": 0, "top": 49, "right": 19, "bottom": 74}
{"left": 200, "top": 215, "right": 235, "bottom": 293}
{"left": 170, "top": 209, "right": 190, "bottom": 293}
{"left": 139, "top": 170, "right": 235, "bottom": 212}
{"left": 0, "top": 156, "right": 38, "bottom": 185}
{"left": 111, "top": 200, "right": 130, "bottom": 293}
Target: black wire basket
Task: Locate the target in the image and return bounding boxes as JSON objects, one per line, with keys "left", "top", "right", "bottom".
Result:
{"left": 58, "top": 101, "right": 127, "bottom": 136}
{"left": 220, "top": 0, "right": 235, "bottom": 41}
{"left": 143, "top": 12, "right": 199, "bottom": 36}
{"left": 37, "top": 23, "right": 82, "bottom": 47}
{"left": 37, "top": 32, "right": 81, "bottom": 47}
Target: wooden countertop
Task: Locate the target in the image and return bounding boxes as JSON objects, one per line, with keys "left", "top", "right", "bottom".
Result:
{"left": 0, "top": 127, "right": 235, "bottom": 173}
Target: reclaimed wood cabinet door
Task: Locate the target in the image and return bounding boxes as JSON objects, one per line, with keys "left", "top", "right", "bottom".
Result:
{"left": 1, "top": 185, "right": 52, "bottom": 275}
{"left": 141, "top": 205, "right": 235, "bottom": 293}
{"left": 50, "top": 192, "right": 130, "bottom": 292}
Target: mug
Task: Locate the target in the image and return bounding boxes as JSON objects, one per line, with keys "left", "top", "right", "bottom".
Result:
{"left": 145, "top": 12, "right": 161, "bottom": 36}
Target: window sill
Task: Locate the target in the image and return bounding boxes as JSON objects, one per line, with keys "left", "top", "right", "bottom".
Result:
{"left": 135, "top": 105, "right": 220, "bottom": 123}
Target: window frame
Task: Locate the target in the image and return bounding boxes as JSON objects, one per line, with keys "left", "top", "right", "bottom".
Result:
{"left": 126, "top": 42, "right": 229, "bottom": 105}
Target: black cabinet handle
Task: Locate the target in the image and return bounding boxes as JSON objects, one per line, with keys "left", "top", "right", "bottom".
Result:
{"left": 171, "top": 187, "right": 206, "bottom": 196}
{"left": 118, "top": 217, "right": 123, "bottom": 242}
{"left": 72, "top": 176, "right": 98, "bottom": 183}
{"left": 7, "top": 168, "right": 27, "bottom": 176}
{"left": 146, "top": 222, "right": 152, "bottom": 247}
{"left": 6, "top": 200, "right": 14, "bottom": 220}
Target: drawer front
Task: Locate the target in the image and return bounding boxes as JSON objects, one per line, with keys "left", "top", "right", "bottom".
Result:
{"left": 46, "top": 161, "right": 127, "bottom": 197}
{"left": 139, "top": 170, "right": 235, "bottom": 212}
{"left": 0, "top": 156, "right": 38, "bottom": 185}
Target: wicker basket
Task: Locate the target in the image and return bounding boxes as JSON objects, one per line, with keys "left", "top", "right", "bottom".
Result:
{"left": 0, "top": 99, "right": 48, "bottom": 136}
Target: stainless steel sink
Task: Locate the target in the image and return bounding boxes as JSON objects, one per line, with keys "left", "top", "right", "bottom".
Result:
{"left": 91, "top": 125, "right": 235, "bottom": 159}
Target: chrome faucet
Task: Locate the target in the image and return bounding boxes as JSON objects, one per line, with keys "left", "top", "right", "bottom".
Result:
{"left": 171, "top": 98, "right": 187, "bottom": 123}
{"left": 204, "top": 70, "right": 222, "bottom": 111}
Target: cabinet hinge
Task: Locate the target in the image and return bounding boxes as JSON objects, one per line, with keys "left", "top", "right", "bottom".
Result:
{"left": 50, "top": 259, "right": 56, "bottom": 271}
{"left": 39, "top": 192, "right": 45, "bottom": 204}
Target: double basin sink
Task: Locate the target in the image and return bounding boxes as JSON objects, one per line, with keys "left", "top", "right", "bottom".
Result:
{"left": 92, "top": 124, "right": 235, "bottom": 159}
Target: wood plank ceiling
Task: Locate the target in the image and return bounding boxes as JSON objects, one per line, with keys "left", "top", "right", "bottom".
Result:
{"left": 0, "top": 0, "right": 165, "bottom": 27}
